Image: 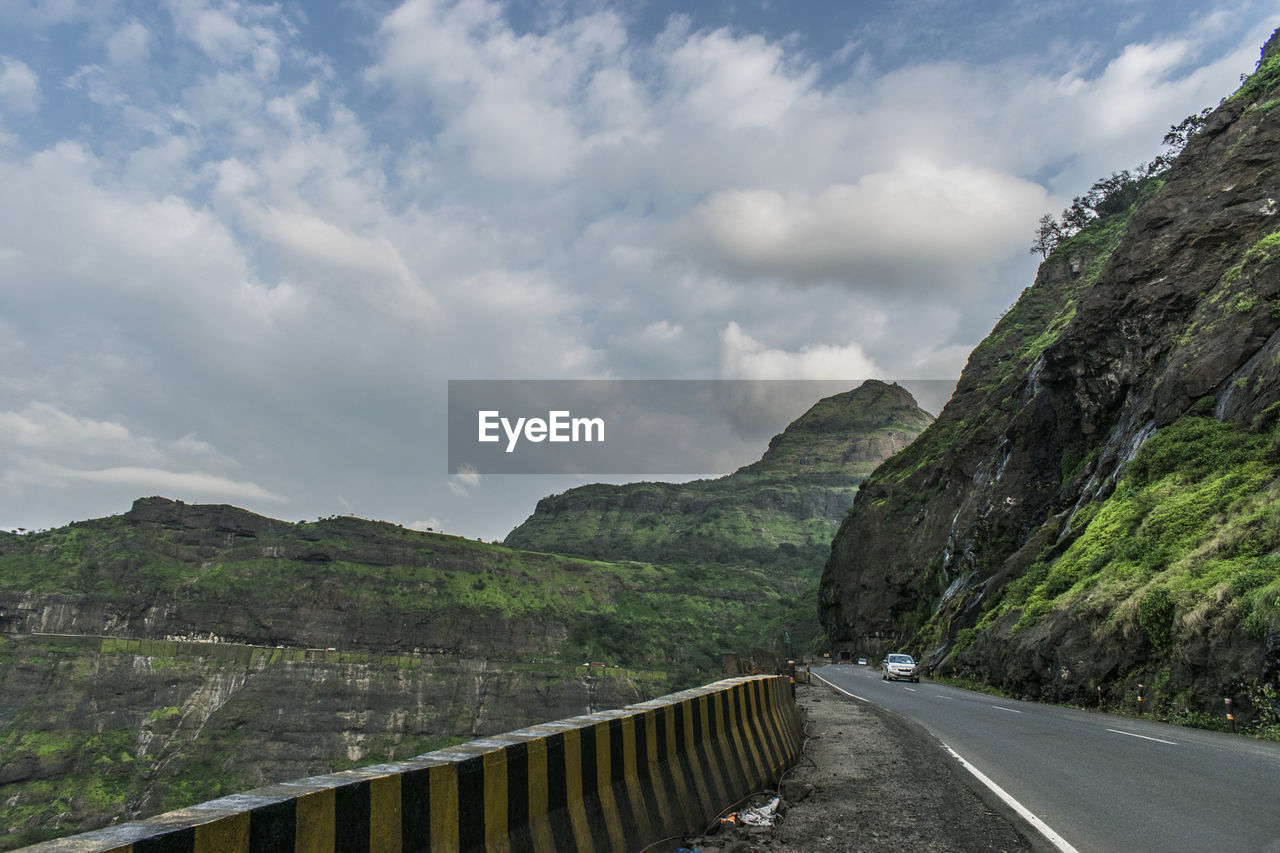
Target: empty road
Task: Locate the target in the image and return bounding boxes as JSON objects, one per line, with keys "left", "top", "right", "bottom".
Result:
{"left": 814, "top": 663, "right": 1280, "bottom": 853}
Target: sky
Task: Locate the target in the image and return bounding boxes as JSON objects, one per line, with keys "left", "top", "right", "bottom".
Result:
{"left": 1, "top": 0, "right": 1277, "bottom": 542}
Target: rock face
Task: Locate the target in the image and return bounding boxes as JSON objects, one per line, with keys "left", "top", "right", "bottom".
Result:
{"left": 0, "top": 500, "right": 686, "bottom": 847}
{"left": 0, "top": 634, "right": 654, "bottom": 849}
{"left": 505, "top": 380, "right": 933, "bottom": 567}
{"left": 820, "top": 31, "right": 1280, "bottom": 722}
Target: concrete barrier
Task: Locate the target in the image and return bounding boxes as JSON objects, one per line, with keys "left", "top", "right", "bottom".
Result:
{"left": 21, "top": 675, "right": 801, "bottom": 853}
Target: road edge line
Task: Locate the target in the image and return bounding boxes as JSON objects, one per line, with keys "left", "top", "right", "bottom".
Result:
{"left": 811, "top": 668, "right": 1079, "bottom": 853}
{"left": 939, "top": 743, "right": 1080, "bottom": 853}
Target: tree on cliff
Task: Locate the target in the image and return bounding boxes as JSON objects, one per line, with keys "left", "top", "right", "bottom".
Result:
{"left": 1031, "top": 107, "right": 1212, "bottom": 257}
{"left": 1031, "top": 214, "right": 1065, "bottom": 259}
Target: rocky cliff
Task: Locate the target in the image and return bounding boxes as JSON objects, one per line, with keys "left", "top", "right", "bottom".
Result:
{"left": 0, "top": 633, "right": 656, "bottom": 849}
{"left": 505, "top": 380, "right": 933, "bottom": 567}
{"left": 0, "top": 497, "right": 748, "bottom": 847}
{"left": 820, "top": 30, "right": 1280, "bottom": 726}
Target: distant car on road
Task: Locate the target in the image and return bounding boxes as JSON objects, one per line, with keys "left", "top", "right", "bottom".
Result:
{"left": 857, "top": 657, "right": 868, "bottom": 666}
{"left": 882, "top": 653, "right": 919, "bottom": 682}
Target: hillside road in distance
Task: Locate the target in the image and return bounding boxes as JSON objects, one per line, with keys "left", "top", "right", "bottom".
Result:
{"left": 814, "top": 663, "right": 1280, "bottom": 853}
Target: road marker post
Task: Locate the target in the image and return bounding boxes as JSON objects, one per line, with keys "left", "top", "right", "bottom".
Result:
{"left": 1225, "top": 697, "right": 1236, "bottom": 733}
{"left": 1137, "top": 683, "right": 1144, "bottom": 716}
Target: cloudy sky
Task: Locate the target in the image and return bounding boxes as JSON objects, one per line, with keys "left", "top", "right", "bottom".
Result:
{"left": 1, "top": 0, "right": 1276, "bottom": 541}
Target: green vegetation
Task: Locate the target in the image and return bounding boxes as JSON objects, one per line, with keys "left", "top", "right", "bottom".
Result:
{"left": 0, "top": 635, "right": 667, "bottom": 849}
{"left": 506, "top": 381, "right": 933, "bottom": 660}
{"left": 929, "top": 673, "right": 1014, "bottom": 700}
{"left": 980, "top": 416, "right": 1280, "bottom": 647}
{"left": 0, "top": 517, "right": 810, "bottom": 681}
{"left": 326, "top": 734, "right": 466, "bottom": 773}
{"left": 505, "top": 478, "right": 839, "bottom": 570}
{"left": 0, "top": 711, "right": 152, "bottom": 850}
{"left": 1230, "top": 36, "right": 1280, "bottom": 105}
{"left": 506, "top": 381, "right": 931, "bottom": 567}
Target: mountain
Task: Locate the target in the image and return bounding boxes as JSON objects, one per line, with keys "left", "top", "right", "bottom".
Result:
{"left": 820, "top": 30, "right": 1280, "bottom": 729}
{"left": 505, "top": 380, "right": 934, "bottom": 569}
{"left": 0, "top": 495, "right": 787, "bottom": 847}
{"left": 505, "top": 380, "right": 934, "bottom": 658}
{"left": 0, "top": 381, "right": 932, "bottom": 846}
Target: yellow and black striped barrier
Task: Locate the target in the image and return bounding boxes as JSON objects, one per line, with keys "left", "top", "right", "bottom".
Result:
{"left": 21, "top": 675, "right": 801, "bottom": 853}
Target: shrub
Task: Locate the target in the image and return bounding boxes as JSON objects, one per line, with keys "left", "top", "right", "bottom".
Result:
{"left": 1138, "top": 588, "right": 1176, "bottom": 648}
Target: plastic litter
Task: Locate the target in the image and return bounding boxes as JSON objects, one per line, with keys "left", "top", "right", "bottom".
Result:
{"left": 720, "top": 795, "right": 780, "bottom": 828}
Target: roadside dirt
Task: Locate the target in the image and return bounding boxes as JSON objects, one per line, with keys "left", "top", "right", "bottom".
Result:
{"left": 675, "top": 679, "right": 1037, "bottom": 852}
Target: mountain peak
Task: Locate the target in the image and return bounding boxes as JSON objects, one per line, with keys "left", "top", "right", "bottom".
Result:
{"left": 503, "top": 382, "right": 933, "bottom": 565}
{"left": 741, "top": 380, "right": 933, "bottom": 478}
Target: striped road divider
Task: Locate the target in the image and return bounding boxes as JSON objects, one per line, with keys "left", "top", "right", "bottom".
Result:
{"left": 20, "top": 674, "right": 802, "bottom": 853}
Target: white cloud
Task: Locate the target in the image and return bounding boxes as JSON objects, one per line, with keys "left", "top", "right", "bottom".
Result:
{"left": 0, "top": 56, "right": 39, "bottom": 114}
{"left": 0, "top": 404, "right": 238, "bottom": 475}
{"left": 368, "top": 0, "right": 632, "bottom": 184}
{"left": 0, "top": 403, "right": 135, "bottom": 454}
{"left": 0, "top": 0, "right": 103, "bottom": 28}
{"left": 640, "top": 320, "right": 682, "bottom": 343}
{"left": 0, "top": 0, "right": 1274, "bottom": 542}
{"left": 165, "top": 0, "right": 277, "bottom": 69}
{"left": 53, "top": 466, "right": 285, "bottom": 503}
{"left": 107, "top": 20, "right": 151, "bottom": 66}
{"left": 449, "top": 463, "right": 481, "bottom": 496}
{"left": 681, "top": 160, "right": 1049, "bottom": 290}
{"left": 0, "top": 403, "right": 285, "bottom": 509}
{"left": 661, "top": 26, "right": 817, "bottom": 130}
{"left": 241, "top": 203, "right": 425, "bottom": 303}
{"left": 720, "top": 322, "right": 881, "bottom": 380}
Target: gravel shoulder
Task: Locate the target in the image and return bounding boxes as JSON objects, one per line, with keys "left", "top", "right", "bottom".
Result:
{"left": 676, "top": 679, "right": 1039, "bottom": 852}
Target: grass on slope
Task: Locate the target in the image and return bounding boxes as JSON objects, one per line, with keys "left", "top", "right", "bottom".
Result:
{"left": 0, "top": 515, "right": 813, "bottom": 683}
{"left": 988, "top": 415, "right": 1280, "bottom": 646}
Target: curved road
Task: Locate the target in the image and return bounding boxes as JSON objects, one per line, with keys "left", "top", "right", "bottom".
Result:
{"left": 814, "top": 663, "right": 1280, "bottom": 853}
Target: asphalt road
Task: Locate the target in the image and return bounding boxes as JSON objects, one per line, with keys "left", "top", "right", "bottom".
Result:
{"left": 814, "top": 663, "right": 1280, "bottom": 853}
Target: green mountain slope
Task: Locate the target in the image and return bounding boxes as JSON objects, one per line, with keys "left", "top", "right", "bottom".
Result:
{"left": 820, "top": 29, "right": 1280, "bottom": 733}
{"left": 0, "top": 494, "right": 817, "bottom": 847}
{"left": 504, "top": 380, "right": 933, "bottom": 569}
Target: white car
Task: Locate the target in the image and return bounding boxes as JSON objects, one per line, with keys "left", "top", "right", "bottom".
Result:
{"left": 882, "top": 653, "right": 919, "bottom": 683}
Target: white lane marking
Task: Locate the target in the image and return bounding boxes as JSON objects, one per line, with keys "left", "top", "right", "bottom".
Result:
{"left": 991, "top": 705, "right": 1022, "bottom": 714}
{"left": 811, "top": 670, "right": 868, "bottom": 702}
{"left": 1106, "top": 728, "right": 1178, "bottom": 745}
{"left": 815, "top": 670, "right": 1078, "bottom": 853}
{"left": 942, "top": 744, "right": 1082, "bottom": 853}
{"left": 904, "top": 687, "right": 917, "bottom": 692}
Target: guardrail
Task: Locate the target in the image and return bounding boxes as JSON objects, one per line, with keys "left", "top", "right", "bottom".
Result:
{"left": 20, "top": 675, "right": 801, "bottom": 852}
